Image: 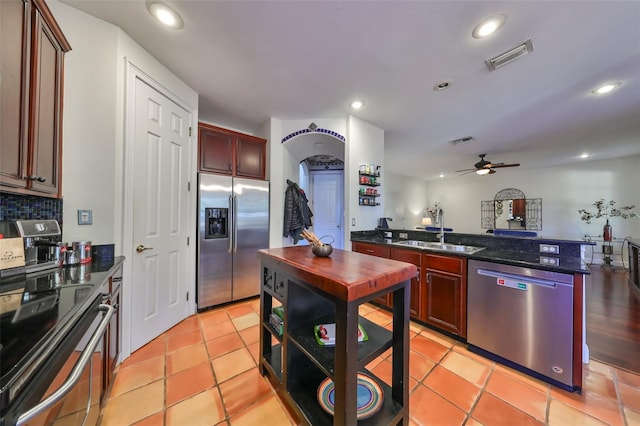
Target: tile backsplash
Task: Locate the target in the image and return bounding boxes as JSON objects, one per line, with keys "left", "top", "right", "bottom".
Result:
{"left": 0, "top": 192, "right": 63, "bottom": 223}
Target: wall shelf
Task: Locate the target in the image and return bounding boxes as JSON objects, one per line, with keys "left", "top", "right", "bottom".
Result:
{"left": 359, "top": 168, "right": 381, "bottom": 206}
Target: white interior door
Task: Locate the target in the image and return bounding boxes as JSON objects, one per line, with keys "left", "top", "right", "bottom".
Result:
{"left": 311, "top": 171, "right": 344, "bottom": 249}
{"left": 130, "top": 77, "right": 191, "bottom": 352}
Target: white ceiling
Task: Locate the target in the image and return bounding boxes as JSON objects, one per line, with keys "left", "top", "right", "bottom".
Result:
{"left": 59, "top": 0, "right": 640, "bottom": 181}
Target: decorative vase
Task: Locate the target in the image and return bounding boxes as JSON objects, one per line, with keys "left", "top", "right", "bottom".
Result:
{"left": 603, "top": 219, "right": 612, "bottom": 242}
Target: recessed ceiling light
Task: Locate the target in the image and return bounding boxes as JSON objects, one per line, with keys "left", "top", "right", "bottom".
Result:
{"left": 580, "top": 153, "right": 590, "bottom": 159}
{"left": 350, "top": 100, "right": 364, "bottom": 110}
{"left": 439, "top": 174, "right": 445, "bottom": 178}
{"left": 147, "top": 2, "right": 184, "bottom": 29}
{"left": 592, "top": 82, "right": 621, "bottom": 95}
{"left": 472, "top": 14, "right": 506, "bottom": 39}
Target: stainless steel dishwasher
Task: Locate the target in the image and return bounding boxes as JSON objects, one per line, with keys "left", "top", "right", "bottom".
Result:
{"left": 467, "top": 259, "right": 576, "bottom": 391}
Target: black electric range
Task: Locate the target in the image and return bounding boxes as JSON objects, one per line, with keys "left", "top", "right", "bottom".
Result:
{"left": 0, "top": 265, "right": 100, "bottom": 412}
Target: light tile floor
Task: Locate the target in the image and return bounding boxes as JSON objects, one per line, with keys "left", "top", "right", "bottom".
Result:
{"left": 99, "top": 298, "right": 640, "bottom": 426}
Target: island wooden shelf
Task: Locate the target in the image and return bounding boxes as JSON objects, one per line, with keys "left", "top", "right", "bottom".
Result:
{"left": 258, "top": 246, "right": 416, "bottom": 425}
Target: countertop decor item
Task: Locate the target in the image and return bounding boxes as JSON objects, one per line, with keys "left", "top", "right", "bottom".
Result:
{"left": 317, "top": 372, "right": 384, "bottom": 419}
{"left": 578, "top": 199, "right": 639, "bottom": 242}
{"left": 302, "top": 229, "right": 333, "bottom": 257}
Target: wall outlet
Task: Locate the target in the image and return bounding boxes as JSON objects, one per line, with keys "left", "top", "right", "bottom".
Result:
{"left": 398, "top": 232, "right": 408, "bottom": 239}
{"left": 539, "top": 244, "right": 559, "bottom": 254}
{"left": 352, "top": 218, "right": 356, "bottom": 226}
{"left": 539, "top": 256, "right": 559, "bottom": 266}
{"left": 383, "top": 231, "right": 392, "bottom": 238}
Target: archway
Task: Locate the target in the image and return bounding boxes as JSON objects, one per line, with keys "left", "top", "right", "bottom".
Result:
{"left": 282, "top": 128, "right": 346, "bottom": 248}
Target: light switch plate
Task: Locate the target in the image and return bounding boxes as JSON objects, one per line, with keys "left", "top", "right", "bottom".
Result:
{"left": 77, "top": 209, "right": 93, "bottom": 225}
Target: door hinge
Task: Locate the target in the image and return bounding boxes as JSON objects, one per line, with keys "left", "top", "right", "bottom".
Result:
{"left": 188, "top": 181, "right": 191, "bottom": 191}
{"left": 186, "top": 291, "right": 189, "bottom": 301}
{"left": 189, "top": 126, "right": 192, "bottom": 137}
{"left": 187, "top": 236, "right": 190, "bottom": 246}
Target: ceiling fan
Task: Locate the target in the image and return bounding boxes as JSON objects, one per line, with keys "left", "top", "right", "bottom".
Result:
{"left": 456, "top": 154, "right": 520, "bottom": 176}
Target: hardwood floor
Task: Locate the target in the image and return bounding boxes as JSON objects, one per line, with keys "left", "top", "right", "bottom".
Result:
{"left": 586, "top": 266, "right": 640, "bottom": 374}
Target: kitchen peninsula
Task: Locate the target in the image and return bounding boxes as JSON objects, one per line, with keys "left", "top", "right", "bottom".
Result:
{"left": 351, "top": 229, "right": 593, "bottom": 392}
{"left": 257, "top": 246, "right": 416, "bottom": 425}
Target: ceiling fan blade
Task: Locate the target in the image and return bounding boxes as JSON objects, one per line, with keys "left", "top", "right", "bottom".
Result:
{"left": 491, "top": 163, "right": 520, "bottom": 168}
{"left": 455, "top": 168, "right": 476, "bottom": 172}
{"left": 489, "top": 169, "right": 497, "bottom": 174}
{"left": 458, "top": 170, "right": 476, "bottom": 176}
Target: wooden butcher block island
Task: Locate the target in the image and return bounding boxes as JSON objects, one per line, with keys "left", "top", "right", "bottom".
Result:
{"left": 258, "top": 246, "right": 417, "bottom": 425}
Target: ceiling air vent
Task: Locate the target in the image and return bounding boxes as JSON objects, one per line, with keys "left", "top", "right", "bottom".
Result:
{"left": 485, "top": 39, "right": 534, "bottom": 71}
{"left": 449, "top": 136, "right": 475, "bottom": 146}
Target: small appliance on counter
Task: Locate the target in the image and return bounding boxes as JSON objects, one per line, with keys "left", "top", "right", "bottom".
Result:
{"left": 377, "top": 217, "right": 392, "bottom": 229}
{"left": 15, "top": 219, "right": 63, "bottom": 273}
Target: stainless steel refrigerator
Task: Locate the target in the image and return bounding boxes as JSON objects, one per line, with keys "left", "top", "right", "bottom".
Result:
{"left": 197, "top": 173, "right": 269, "bottom": 310}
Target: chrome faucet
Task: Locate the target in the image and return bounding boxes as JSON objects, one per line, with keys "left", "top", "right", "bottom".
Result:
{"left": 435, "top": 205, "right": 445, "bottom": 243}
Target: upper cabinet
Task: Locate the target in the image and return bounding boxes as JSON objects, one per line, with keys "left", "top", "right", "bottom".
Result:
{"left": 0, "top": 0, "right": 71, "bottom": 198}
{"left": 198, "top": 122, "right": 266, "bottom": 180}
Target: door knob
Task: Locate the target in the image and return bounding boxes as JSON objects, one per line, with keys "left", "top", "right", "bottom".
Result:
{"left": 136, "top": 244, "right": 153, "bottom": 253}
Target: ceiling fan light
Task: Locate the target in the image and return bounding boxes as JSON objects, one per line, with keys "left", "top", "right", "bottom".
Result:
{"left": 476, "top": 168, "right": 491, "bottom": 175}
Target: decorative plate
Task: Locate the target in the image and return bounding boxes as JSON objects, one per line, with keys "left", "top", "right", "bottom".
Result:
{"left": 317, "top": 372, "right": 383, "bottom": 419}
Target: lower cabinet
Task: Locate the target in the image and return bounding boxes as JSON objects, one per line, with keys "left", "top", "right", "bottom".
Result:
{"left": 103, "top": 267, "right": 122, "bottom": 397}
{"left": 390, "top": 248, "right": 423, "bottom": 320}
{"left": 353, "top": 241, "right": 467, "bottom": 338}
{"left": 424, "top": 254, "right": 467, "bottom": 338}
{"left": 351, "top": 242, "right": 392, "bottom": 308}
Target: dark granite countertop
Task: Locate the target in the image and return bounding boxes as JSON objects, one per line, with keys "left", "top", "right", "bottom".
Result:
{"left": 351, "top": 231, "right": 592, "bottom": 275}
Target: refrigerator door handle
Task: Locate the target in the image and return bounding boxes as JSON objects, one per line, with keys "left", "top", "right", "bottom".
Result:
{"left": 228, "top": 195, "right": 234, "bottom": 253}
{"left": 233, "top": 195, "right": 239, "bottom": 253}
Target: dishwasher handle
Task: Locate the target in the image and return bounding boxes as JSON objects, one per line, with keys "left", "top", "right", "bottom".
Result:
{"left": 477, "top": 268, "right": 559, "bottom": 288}
{"left": 17, "top": 304, "right": 115, "bottom": 426}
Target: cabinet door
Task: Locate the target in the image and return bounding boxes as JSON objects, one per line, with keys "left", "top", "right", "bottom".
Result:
{"left": 199, "top": 125, "right": 233, "bottom": 175}
{"left": 512, "top": 199, "right": 526, "bottom": 217}
{"left": 423, "top": 254, "right": 466, "bottom": 337}
{"left": 390, "top": 248, "right": 422, "bottom": 319}
{"left": 424, "top": 269, "right": 464, "bottom": 335}
{"left": 352, "top": 242, "right": 392, "bottom": 307}
{"left": 236, "top": 135, "right": 266, "bottom": 179}
{"left": 0, "top": 0, "right": 30, "bottom": 189}
{"left": 28, "top": 5, "right": 64, "bottom": 195}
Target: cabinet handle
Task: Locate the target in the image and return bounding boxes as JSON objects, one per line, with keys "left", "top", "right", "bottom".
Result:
{"left": 366, "top": 249, "right": 374, "bottom": 253}
{"left": 26, "top": 175, "right": 47, "bottom": 183}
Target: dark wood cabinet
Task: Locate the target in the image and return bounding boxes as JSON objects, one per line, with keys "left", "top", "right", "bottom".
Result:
{"left": 390, "top": 248, "right": 423, "bottom": 320}
{"left": 352, "top": 241, "right": 392, "bottom": 307}
{"left": 423, "top": 254, "right": 467, "bottom": 337}
{"left": 512, "top": 199, "right": 526, "bottom": 218}
{"left": 198, "top": 122, "right": 266, "bottom": 180}
{"left": 0, "top": 0, "right": 70, "bottom": 197}
{"left": 353, "top": 241, "right": 468, "bottom": 337}
{"left": 103, "top": 267, "right": 122, "bottom": 397}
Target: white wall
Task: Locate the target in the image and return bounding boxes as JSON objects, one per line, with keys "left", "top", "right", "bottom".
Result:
{"left": 347, "top": 116, "right": 384, "bottom": 231}
{"left": 423, "top": 155, "right": 640, "bottom": 241}
{"left": 48, "top": 2, "right": 118, "bottom": 245}
{"left": 384, "top": 171, "right": 429, "bottom": 229}
{"left": 48, "top": 0, "right": 198, "bottom": 254}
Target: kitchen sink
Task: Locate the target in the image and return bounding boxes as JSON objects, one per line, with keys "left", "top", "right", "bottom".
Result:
{"left": 392, "top": 240, "right": 485, "bottom": 254}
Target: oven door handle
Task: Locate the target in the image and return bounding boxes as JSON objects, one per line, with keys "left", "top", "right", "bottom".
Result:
{"left": 16, "top": 304, "right": 115, "bottom": 426}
